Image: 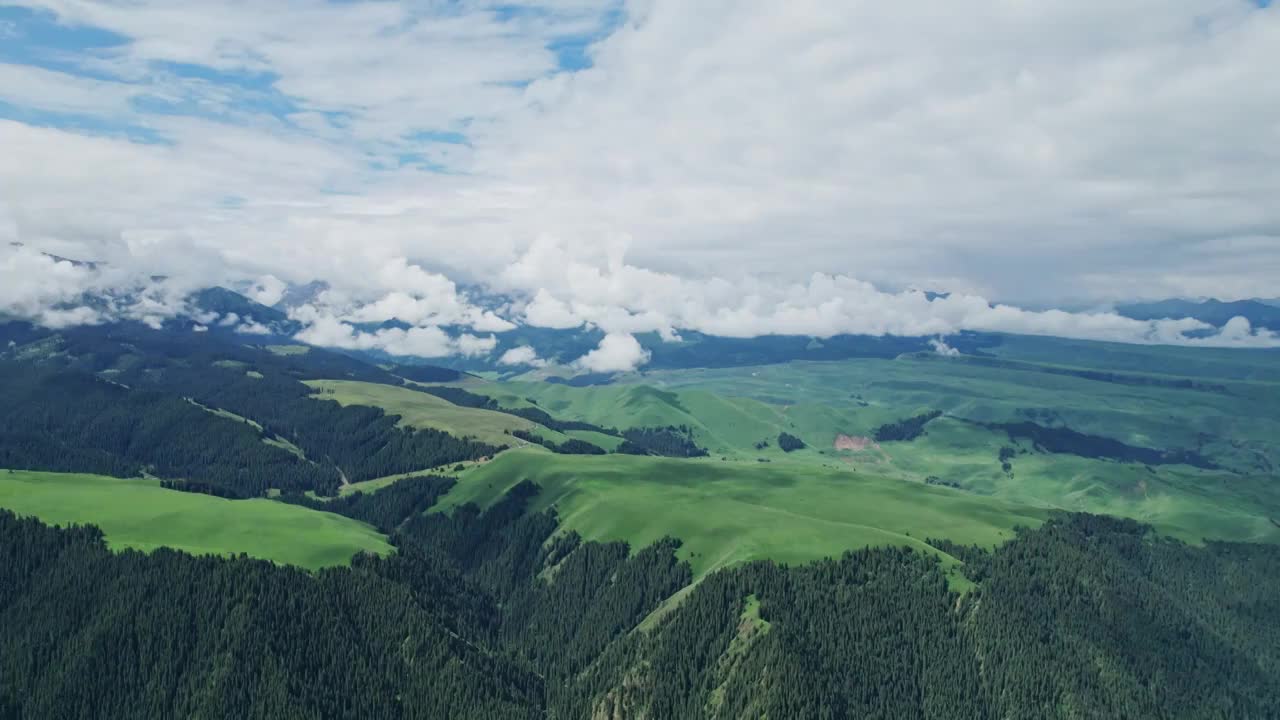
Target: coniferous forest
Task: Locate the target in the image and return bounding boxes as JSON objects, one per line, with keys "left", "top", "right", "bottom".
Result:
{"left": 0, "top": 325, "right": 502, "bottom": 497}
{"left": 2, "top": 482, "right": 1278, "bottom": 719}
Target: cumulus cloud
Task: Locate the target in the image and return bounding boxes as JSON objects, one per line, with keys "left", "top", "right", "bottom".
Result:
{"left": 0, "top": 245, "right": 103, "bottom": 327}
{"left": 523, "top": 288, "right": 584, "bottom": 329}
{"left": 574, "top": 332, "right": 651, "bottom": 372}
{"left": 498, "top": 345, "right": 547, "bottom": 367}
{"left": 493, "top": 237, "right": 1280, "bottom": 348}
{"left": 286, "top": 258, "right": 520, "bottom": 335}
{"left": 2, "top": 0, "right": 1279, "bottom": 356}
{"left": 0, "top": 242, "right": 195, "bottom": 329}
{"left": 455, "top": 333, "right": 499, "bottom": 357}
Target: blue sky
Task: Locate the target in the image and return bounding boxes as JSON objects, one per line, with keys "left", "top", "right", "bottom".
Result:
{"left": 0, "top": 1, "right": 623, "bottom": 152}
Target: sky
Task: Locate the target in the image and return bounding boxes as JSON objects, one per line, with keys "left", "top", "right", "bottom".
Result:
{"left": 2, "top": 0, "right": 1279, "bottom": 366}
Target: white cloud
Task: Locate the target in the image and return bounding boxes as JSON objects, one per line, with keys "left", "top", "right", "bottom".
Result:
{"left": 0, "top": 63, "right": 138, "bottom": 116}
{"left": 574, "top": 332, "right": 651, "bottom": 372}
{"left": 247, "top": 275, "right": 287, "bottom": 307}
{"left": 292, "top": 311, "right": 499, "bottom": 357}
{"left": 929, "top": 338, "right": 960, "bottom": 357}
{"left": 494, "top": 237, "right": 1280, "bottom": 348}
{"left": 1, "top": 0, "right": 1278, "bottom": 353}
{"left": 469, "top": 310, "right": 519, "bottom": 333}
{"left": 235, "top": 320, "right": 272, "bottom": 335}
{"left": 312, "top": 260, "right": 517, "bottom": 332}
{"left": 1182, "top": 316, "right": 1280, "bottom": 349}
{"left": 0, "top": 245, "right": 103, "bottom": 327}
{"left": 0, "top": 242, "right": 194, "bottom": 329}
{"left": 456, "top": 333, "right": 499, "bottom": 357}
{"left": 499, "top": 345, "right": 547, "bottom": 367}
{"left": 523, "top": 288, "right": 584, "bottom": 329}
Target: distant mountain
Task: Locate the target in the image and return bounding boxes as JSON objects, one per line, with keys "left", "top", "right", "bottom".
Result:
{"left": 189, "top": 287, "right": 300, "bottom": 335}
{"left": 1115, "top": 298, "right": 1280, "bottom": 332}
{"left": 273, "top": 279, "right": 329, "bottom": 310}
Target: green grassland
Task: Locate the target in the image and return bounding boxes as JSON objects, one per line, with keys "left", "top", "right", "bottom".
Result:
{"left": 463, "top": 381, "right": 791, "bottom": 457}
{"left": 643, "top": 356, "right": 1280, "bottom": 464}
{"left": 429, "top": 342, "right": 1280, "bottom": 551}
{"left": 883, "top": 416, "right": 1280, "bottom": 544}
{"left": 289, "top": 338, "right": 1279, "bottom": 582}
{"left": 0, "top": 470, "right": 391, "bottom": 569}
{"left": 563, "top": 429, "right": 625, "bottom": 451}
{"left": 438, "top": 449, "right": 1049, "bottom": 578}
{"left": 637, "top": 357, "right": 1277, "bottom": 470}
{"left": 334, "top": 460, "right": 491, "bottom": 497}
{"left": 305, "top": 379, "right": 573, "bottom": 447}
{"left": 652, "top": 355, "right": 1278, "bottom": 538}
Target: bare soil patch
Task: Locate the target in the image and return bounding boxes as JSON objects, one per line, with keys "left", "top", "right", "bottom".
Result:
{"left": 834, "top": 434, "right": 892, "bottom": 463}
{"left": 834, "top": 434, "right": 874, "bottom": 451}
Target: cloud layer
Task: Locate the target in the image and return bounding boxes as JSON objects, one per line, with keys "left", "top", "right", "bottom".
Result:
{"left": 2, "top": 1, "right": 1279, "bottom": 370}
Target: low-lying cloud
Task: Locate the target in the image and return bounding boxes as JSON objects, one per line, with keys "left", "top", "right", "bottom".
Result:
{"left": 499, "top": 345, "right": 547, "bottom": 367}
{"left": 293, "top": 313, "right": 498, "bottom": 359}
{"left": 4, "top": 239, "right": 1279, "bottom": 376}
{"left": 929, "top": 338, "right": 960, "bottom": 357}
{"left": 575, "top": 332, "right": 652, "bottom": 373}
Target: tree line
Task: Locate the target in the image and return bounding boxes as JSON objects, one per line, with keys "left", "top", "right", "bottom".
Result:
{"left": 5, "top": 474, "right": 1277, "bottom": 719}
{"left": 874, "top": 409, "right": 943, "bottom": 442}
{"left": 616, "top": 425, "right": 710, "bottom": 457}
{"left": 510, "top": 429, "right": 607, "bottom": 455}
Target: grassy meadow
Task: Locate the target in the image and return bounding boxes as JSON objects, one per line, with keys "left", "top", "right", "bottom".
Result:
{"left": 0, "top": 470, "right": 391, "bottom": 569}
{"left": 305, "top": 379, "right": 572, "bottom": 447}
{"left": 433, "top": 341, "right": 1280, "bottom": 550}
{"left": 437, "top": 449, "right": 1049, "bottom": 578}
{"left": 10, "top": 318, "right": 1275, "bottom": 598}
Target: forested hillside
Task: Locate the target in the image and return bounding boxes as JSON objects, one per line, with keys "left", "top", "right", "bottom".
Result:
{"left": 3, "top": 479, "right": 1277, "bottom": 719}
{"left": 0, "top": 322, "right": 502, "bottom": 496}
{"left": 0, "top": 362, "right": 328, "bottom": 496}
